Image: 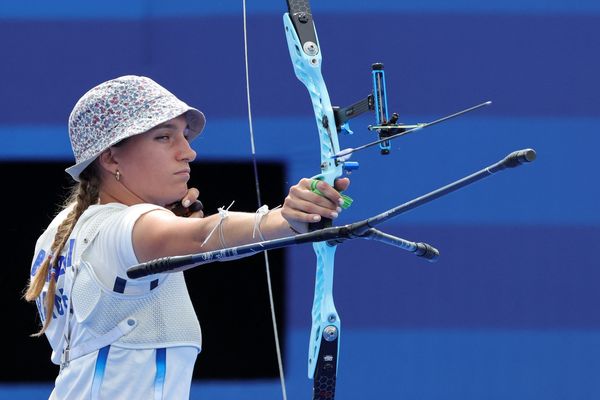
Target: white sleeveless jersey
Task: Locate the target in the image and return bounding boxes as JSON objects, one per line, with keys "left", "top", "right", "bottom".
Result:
{"left": 31, "top": 203, "right": 202, "bottom": 400}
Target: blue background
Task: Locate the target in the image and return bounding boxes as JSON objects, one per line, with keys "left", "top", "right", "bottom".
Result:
{"left": 2, "top": 0, "right": 599, "bottom": 399}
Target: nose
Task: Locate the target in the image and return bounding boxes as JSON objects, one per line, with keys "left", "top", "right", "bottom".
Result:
{"left": 178, "top": 136, "right": 197, "bottom": 162}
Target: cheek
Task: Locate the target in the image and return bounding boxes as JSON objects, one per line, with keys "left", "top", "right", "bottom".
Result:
{"left": 128, "top": 159, "right": 158, "bottom": 180}
{"left": 120, "top": 152, "right": 164, "bottom": 188}
{"left": 126, "top": 147, "right": 164, "bottom": 174}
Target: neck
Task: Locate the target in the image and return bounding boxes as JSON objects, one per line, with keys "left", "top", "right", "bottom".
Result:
{"left": 99, "top": 178, "right": 147, "bottom": 206}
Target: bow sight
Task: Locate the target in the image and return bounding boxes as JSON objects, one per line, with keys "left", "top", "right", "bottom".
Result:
{"left": 333, "top": 62, "right": 397, "bottom": 155}
{"left": 332, "top": 62, "right": 492, "bottom": 165}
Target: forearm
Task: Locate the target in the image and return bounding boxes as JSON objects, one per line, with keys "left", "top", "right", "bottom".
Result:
{"left": 197, "top": 208, "right": 294, "bottom": 250}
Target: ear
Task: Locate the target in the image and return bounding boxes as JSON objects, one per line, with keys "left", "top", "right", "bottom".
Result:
{"left": 97, "top": 148, "right": 118, "bottom": 175}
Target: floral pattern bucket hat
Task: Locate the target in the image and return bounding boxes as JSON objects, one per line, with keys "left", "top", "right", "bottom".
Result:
{"left": 65, "top": 75, "right": 206, "bottom": 181}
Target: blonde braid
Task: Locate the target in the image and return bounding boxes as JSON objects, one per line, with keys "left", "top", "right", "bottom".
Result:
{"left": 24, "top": 167, "right": 100, "bottom": 336}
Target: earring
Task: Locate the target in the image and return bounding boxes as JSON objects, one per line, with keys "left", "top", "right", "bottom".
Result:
{"left": 115, "top": 170, "right": 121, "bottom": 182}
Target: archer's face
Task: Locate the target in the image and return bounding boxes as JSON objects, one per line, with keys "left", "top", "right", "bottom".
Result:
{"left": 111, "top": 115, "right": 197, "bottom": 206}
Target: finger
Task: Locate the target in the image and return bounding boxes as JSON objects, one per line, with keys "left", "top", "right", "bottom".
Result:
{"left": 284, "top": 194, "right": 339, "bottom": 221}
{"left": 290, "top": 184, "right": 340, "bottom": 211}
{"left": 333, "top": 177, "right": 350, "bottom": 192}
{"left": 169, "top": 200, "right": 203, "bottom": 217}
{"left": 310, "top": 180, "right": 345, "bottom": 208}
{"left": 281, "top": 200, "right": 323, "bottom": 223}
{"left": 181, "top": 187, "right": 200, "bottom": 207}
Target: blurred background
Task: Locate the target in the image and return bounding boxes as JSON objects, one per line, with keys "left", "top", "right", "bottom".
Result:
{"left": 1, "top": 0, "right": 599, "bottom": 399}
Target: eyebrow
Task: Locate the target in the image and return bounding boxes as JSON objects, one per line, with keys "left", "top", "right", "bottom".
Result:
{"left": 148, "top": 122, "right": 190, "bottom": 132}
{"left": 149, "top": 122, "right": 180, "bottom": 131}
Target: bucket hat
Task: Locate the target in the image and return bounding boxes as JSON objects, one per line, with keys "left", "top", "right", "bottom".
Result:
{"left": 65, "top": 75, "right": 205, "bottom": 181}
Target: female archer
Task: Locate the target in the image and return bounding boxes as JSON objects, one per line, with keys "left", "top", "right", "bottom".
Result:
{"left": 25, "top": 75, "right": 348, "bottom": 399}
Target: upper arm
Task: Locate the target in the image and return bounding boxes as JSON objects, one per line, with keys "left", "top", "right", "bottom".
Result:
{"left": 132, "top": 208, "right": 210, "bottom": 263}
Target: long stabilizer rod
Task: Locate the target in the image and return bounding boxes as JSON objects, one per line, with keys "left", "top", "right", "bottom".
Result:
{"left": 344, "top": 148, "right": 536, "bottom": 236}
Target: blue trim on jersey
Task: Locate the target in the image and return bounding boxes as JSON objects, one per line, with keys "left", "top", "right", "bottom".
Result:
{"left": 154, "top": 348, "right": 166, "bottom": 400}
{"left": 30, "top": 249, "right": 46, "bottom": 276}
{"left": 91, "top": 345, "right": 110, "bottom": 400}
{"left": 65, "top": 238, "right": 75, "bottom": 269}
{"left": 150, "top": 279, "right": 159, "bottom": 290}
{"left": 113, "top": 277, "right": 126, "bottom": 293}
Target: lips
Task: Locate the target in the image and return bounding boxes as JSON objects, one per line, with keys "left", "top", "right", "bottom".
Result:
{"left": 175, "top": 168, "right": 191, "bottom": 175}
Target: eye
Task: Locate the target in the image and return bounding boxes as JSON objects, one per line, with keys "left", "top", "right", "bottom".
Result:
{"left": 155, "top": 133, "right": 171, "bottom": 141}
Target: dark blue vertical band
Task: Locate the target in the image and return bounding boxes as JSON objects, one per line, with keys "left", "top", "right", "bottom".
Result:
{"left": 154, "top": 348, "right": 166, "bottom": 400}
{"left": 91, "top": 345, "right": 110, "bottom": 400}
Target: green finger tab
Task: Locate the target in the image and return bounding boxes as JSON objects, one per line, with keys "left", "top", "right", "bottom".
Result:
{"left": 340, "top": 194, "right": 353, "bottom": 209}
{"left": 310, "top": 179, "right": 353, "bottom": 209}
{"left": 310, "top": 179, "right": 323, "bottom": 196}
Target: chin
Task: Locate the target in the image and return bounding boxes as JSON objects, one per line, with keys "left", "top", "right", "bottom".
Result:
{"left": 156, "top": 188, "right": 187, "bottom": 206}
{"left": 174, "top": 186, "right": 190, "bottom": 201}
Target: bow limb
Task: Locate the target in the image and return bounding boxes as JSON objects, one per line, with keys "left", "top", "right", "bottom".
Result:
{"left": 283, "top": 3, "right": 343, "bottom": 399}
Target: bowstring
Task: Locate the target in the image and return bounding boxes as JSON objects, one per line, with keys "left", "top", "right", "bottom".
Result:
{"left": 242, "top": 1, "right": 288, "bottom": 399}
